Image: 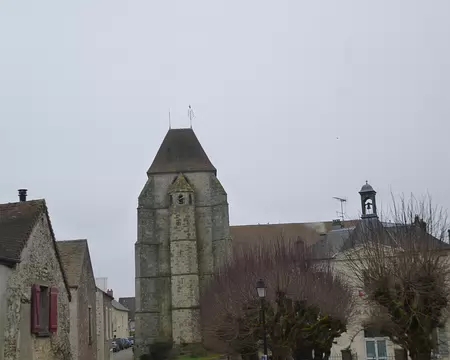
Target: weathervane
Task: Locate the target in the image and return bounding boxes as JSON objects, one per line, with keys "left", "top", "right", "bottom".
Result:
{"left": 188, "top": 105, "right": 194, "bottom": 128}
{"left": 169, "top": 109, "right": 171, "bottom": 129}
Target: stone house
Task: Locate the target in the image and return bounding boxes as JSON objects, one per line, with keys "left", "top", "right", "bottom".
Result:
{"left": 96, "top": 288, "right": 114, "bottom": 360}
{"left": 118, "top": 297, "right": 135, "bottom": 334}
{"left": 111, "top": 300, "right": 129, "bottom": 339}
{"left": 57, "top": 239, "right": 97, "bottom": 360}
{"left": 0, "top": 191, "right": 72, "bottom": 360}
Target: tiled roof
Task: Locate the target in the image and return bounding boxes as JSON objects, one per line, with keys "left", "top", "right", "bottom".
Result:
{"left": 0, "top": 200, "right": 46, "bottom": 262}
{"left": 230, "top": 220, "right": 360, "bottom": 248}
{"left": 147, "top": 128, "right": 217, "bottom": 175}
{"left": 112, "top": 299, "right": 129, "bottom": 312}
{"left": 0, "top": 199, "right": 72, "bottom": 300}
{"left": 56, "top": 240, "right": 88, "bottom": 288}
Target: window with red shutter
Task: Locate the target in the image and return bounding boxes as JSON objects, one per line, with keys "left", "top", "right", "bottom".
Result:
{"left": 49, "top": 287, "right": 58, "bottom": 333}
{"left": 31, "top": 284, "right": 41, "bottom": 333}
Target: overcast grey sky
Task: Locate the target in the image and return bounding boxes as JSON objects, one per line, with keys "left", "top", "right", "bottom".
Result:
{"left": 1, "top": 1, "right": 450, "bottom": 298}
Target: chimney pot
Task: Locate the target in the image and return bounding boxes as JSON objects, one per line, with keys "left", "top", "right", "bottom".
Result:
{"left": 18, "top": 189, "right": 27, "bottom": 202}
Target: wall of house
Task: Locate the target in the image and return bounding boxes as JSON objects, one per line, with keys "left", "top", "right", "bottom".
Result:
{"left": 0, "top": 265, "right": 13, "bottom": 360}
{"left": 69, "top": 288, "right": 79, "bottom": 360}
{"left": 104, "top": 295, "right": 113, "bottom": 360}
{"left": 96, "top": 290, "right": 113, "bottom": 360}
{"left": 112, "top": 309, "right": 128, "bottom": 339}
{"left": 76, "top": 251, "right": 97, "bottom": 360}
{"left": 2, "top": 212, "right": 72, "bottom": 360}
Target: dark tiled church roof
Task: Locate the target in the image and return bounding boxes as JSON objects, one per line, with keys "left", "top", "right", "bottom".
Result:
{"left": 56, "top": 240, "right": 89, "bottom": 288}
{"left": 0, "top": 200, "right": 46, "bottom": 263}
{"left": 147, "top": 128, "right": 217, "bottom": 175}
{"left": 230, "top": 220, "right": 360, "bottom": 248}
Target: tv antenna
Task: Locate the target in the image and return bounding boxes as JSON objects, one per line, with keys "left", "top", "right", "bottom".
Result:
{"left": 333, "top": 196, "right": 347, "bottom": 222}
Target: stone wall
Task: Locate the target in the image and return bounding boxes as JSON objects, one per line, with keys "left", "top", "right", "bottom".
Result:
{"left": 76, "top": 250, "right": 97, "bottom": 360}
{"left": 69, "top": 289, "right": 79, "bottom": 359}
{"left": 96, "top": 290, "right": 113, "bottom": 360}
{"left": 3, "top": 212, "right": 72, "bottom": 360}
{"left": 135, "top": 171, "right": 232, "bottom": 357}
{"left": 0, "top": 265, "right": 13, "bottom": 359}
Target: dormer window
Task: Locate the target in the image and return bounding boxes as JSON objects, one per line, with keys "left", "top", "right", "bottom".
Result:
{"left": 177, "top": 194, "right": 185, "bottom": 205}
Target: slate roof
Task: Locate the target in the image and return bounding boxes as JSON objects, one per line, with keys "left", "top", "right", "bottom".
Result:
{"left": 56, "top": 239, "right": 89, "bottom": 288}
{"left": 0, "top": 199, "right": 72, "bottom": 300}
{"left": 230, "top": 220, "right": 360, "bottom": 249}
{"left": 311, "top": 218, "right": 450, "bottom": 259}
{"left": 0, "top": 200, "right": 46, "bottom": 263}
{"left": 112, "top": 299, "right": 129, "bottom": 312}
{"left": 147, "top": 128, "right": 217, "bottom": 175}
{"left": 119, "top": 297, "right": 136, "bottom": 320}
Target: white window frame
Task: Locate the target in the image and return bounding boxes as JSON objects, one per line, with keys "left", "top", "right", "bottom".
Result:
{"left": 365, "top": 337, "right": 388, "bottom": 360}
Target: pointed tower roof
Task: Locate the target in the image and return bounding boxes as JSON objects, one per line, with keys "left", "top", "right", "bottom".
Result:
{"left": 148, "top": 128, "right": 216, "bottom": 175}
{"left": 168, "top": 174, "right": 194, "bottom": 193}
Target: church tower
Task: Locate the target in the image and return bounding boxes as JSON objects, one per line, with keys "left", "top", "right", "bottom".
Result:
{"left": 359, "top": 181, "right": 378, "bottom": 219}
{"left": 135, "top": 128, "right": 232, "bottom": 356}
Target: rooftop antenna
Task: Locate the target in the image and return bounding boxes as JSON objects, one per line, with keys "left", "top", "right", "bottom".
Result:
{"left": 188, "top": 105, "right": 194, "bottom": 128}
{"left": 169, "top": 109, "right": 171, "bottom": 129}
{"left": 333, "top": 196, "right": 347, "bottom": 222}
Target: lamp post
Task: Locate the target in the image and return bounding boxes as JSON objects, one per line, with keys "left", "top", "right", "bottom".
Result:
{"left": 256, "top": 279, "right": 268, "bottom": 359}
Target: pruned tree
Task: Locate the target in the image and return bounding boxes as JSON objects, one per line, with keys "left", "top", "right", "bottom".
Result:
{"left": 200, "top": 236, "right": 355, "bottom": 360}
{"left": 345, "top": 195, "right": 450, "bottom": 360}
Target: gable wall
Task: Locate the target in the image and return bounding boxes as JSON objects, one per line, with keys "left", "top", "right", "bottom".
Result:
{"left": 2, "top": 212, "right": 71, "bottom": 360}
{"left": 76, "top": 251, "right": 97, "bottom": 360}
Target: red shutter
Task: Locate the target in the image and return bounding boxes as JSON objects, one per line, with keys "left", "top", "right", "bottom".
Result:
{"left": 31, "top": 284, "right": 41, "bottom": 333}
{"left": 49, "top": 287, "right": 58, "bottom": 333}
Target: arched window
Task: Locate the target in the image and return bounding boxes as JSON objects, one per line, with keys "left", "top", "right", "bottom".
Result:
{"left": 177, "top": 194, "right": 185, "bottom": 205}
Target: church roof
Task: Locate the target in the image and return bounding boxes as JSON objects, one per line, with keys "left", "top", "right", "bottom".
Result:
{"left": 148, "top": 128, "right": 216, "bottom": 175}
{"left": 230, "top": 220, "right": 360, "bottom": 249}
{"left": 168, "top": 174, "right": 194, "bottom": 193}
{"left": 56, "top": 239, "right": 89, "bottom": 288}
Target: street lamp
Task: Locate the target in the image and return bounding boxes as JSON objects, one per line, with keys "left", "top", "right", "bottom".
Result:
{"left": 256, "top": 279, "right": 268, "bottom": 358}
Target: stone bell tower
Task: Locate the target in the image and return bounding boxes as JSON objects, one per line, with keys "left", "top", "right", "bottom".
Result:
{"left": 135, "top": 128, "right": 232, "bottom": 357}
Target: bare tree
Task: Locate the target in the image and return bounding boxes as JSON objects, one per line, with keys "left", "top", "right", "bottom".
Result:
{"left": 201, "top": 236, "right": 355, "bottom": 360}
{"left": 345, "top": 195, "right": 450, "bottom": 360}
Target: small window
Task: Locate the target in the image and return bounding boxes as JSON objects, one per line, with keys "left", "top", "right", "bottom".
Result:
{"left": 189, "top": 194, "right": 192, "bottom": 205}
{"left": 31, "top": 285, "right": 58, "bottom": 336}
{"left": 40, "top": 287, "right": 50, "bottom": 332}
{"left": 88, "top": 306, "right": 93, "bottom": 344}
{"left": 177, "top": 194, "right": 185, "bottom": 205}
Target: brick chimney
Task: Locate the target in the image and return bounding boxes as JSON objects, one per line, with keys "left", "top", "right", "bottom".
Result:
{"left": 107, "top": 289, "right": 113, "bottom": 298}
{"left": 18, "top": 189, "right": 27, "bottom": 202}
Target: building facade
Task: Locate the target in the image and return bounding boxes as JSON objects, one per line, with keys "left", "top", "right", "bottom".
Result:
{"left": 57, "top": 240, "right": 98, "bottom": 360}
{"left": 118, "top": 297, "right": 135, "bottom": 334}
{"left": 135, "top": 128, "right": 232, "bottom": 357}
{"left": 111, "top": 300, "right": 129, "bottom": 339}
{"left": 96, "top": 288, "right": 114, "bottom": 360}
{"left": 0, "top": 192, "right": 72, "bottom": 360}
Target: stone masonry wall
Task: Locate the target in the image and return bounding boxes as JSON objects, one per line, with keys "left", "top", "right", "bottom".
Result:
{"left": 136, "top": 171, "right": 231, "bottom": 357}
{"left": 3, "top": 212, "right": 72, "bottom": 360}
{"left": 76, "top": 250, "right": 97, "bottom": 360}
{"left": 169, "top": 190, "right": 201, "bottom": 344}
{"left": 96, "top": 290, "right": 105, "bottom": 360}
